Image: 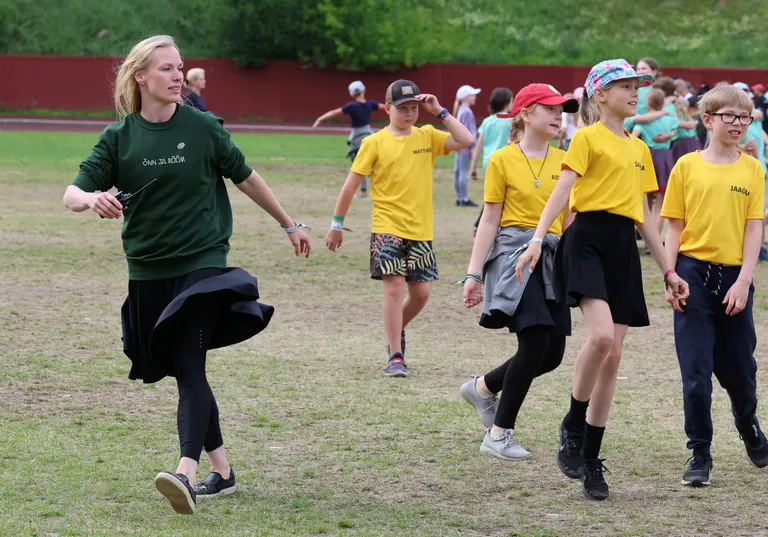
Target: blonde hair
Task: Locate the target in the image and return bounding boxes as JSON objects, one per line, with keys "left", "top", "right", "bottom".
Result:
{"left": 646, "top": 88, "right": 666, "bottom": 111}
{"left": 114, "top": 35, "right": 180, "bottom": 119}
{"left": 509, "top": 104, "right": 537, "bottom": 143}
{"left": 579, "top": 90, "right": 599, "bottom": 126}
{"left": 699, "top": 85, "right": 754, "bottom": 116}
{"left": 675, "top": 79, "right": 688, "bottom": 96}
{"left": 185, "top": 67, "right": 205, "bottom": 87}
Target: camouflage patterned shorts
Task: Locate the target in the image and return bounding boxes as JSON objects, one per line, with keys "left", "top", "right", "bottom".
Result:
{"left": 370, "top": 234, "right": 439, "bottom": 282}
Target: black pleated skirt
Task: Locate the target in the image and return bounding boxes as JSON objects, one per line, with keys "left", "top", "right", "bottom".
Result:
{"left": 120, "top": 267, "right": 274, "bottom": 383}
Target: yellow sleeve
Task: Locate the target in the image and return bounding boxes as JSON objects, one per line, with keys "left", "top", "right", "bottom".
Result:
{"left": 640, "top": 144, "right": 659, "bottom": 193}
{"left": 748, "top": 162, "right": 766, "bottom": 219}
{"left": 483, "top": 154, "right": 506, "bottom": 203}
{"left": 428, "top": 124, "right": 452, "bottom": 157}
{"left": 660, "top": 160, "right": 685, "bottom": 220}
{"left": 561, "top": 128, "right": 590, "bottom": 176}
{"left": 350, "top": 135, "right": 376, "bottom": 176}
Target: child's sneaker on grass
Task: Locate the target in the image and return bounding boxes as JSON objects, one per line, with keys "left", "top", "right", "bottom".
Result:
{"left": 681, "top": 453, "right": 712, "bottom": 487}
{"left": 480, "top": 429, "right": 532, "bottom": 460}
{"left": 194, "top": 468, "right": 236, "bottom": 498}
{"left": 154, "top": 471, "right": 196, "bottom": 514}
{"left": 736, "top": 417, "right": 768, "bottom": 468}
{"left": 384, "top": 352, "right": 407, "bottom": 377}
{"left": 581, "top": 458, "right": 610, "bottom": 501}
{"left": 557, "top": 419, "right": 584, "bottom": 479}
{"left": 459, "top": 375, "right": 498, "bottom": 428}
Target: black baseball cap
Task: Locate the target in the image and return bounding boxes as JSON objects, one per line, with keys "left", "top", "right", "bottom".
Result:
{"left": 385, "top": 79, "right": 421, "bottom": 105}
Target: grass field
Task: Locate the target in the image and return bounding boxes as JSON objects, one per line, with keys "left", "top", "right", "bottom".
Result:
{"left": 3, "top": 130, "right": 768, "bottom": 537}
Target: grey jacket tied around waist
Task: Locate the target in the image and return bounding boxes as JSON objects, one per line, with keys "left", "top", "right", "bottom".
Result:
{"left": 481, "top": 227, "right": 561, "bottom": 319}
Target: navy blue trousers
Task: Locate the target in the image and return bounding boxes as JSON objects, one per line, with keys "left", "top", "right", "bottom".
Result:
{"left": 674, "top": 255, "right": 758, "bottom": 454}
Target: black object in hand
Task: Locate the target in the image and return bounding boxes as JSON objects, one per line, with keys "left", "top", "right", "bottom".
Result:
{"left": 99, "top": 178, "right": 158, "bottom": 219}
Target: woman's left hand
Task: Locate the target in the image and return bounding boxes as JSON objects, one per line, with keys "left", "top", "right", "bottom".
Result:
{"left": 288, "top": 229, "right": 311, "bottom": 258}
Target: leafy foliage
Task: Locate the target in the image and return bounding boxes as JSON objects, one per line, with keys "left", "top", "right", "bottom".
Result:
{"left": 2, "top": 0, "right": 767, "bottom": 69}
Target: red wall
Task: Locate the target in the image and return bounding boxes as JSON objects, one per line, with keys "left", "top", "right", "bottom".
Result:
{"left": 4, "top": 55, "right": 768, "bottom": 122}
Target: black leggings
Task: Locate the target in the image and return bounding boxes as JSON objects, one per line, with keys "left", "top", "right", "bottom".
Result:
{"left": 174, "top": 307, "right": 224, "bottom": 461}
{"left": 483, "top": 327, "right": 566, "bottom": 429}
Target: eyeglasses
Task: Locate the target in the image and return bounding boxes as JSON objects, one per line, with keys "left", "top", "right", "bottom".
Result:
{"left": 711, "top": 112, "right": 754, "bottom": 125}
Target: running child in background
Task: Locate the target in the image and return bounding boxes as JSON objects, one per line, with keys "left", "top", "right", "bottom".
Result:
{"left": 313, "top": 80, "right": 385, "bottom": 199}
{"left": 459, "top": 84, "right": 578, "bottom": 461}
{"left": 325, "top": 80, "right": 473, "bottom": 378}
{"left": 671, "top": 79, "right": 702, "bottom": 164}
{"left": 453, "top": 84, "right": 482, "bottom": 207}
{"left": 661, "top": 84, "right": 768, "bottom": 488}
{"left": 632, "top": 88, "right": 679, "bottom": 235}
{"left": 469, "top": 87, "right": 514, "bottom": 178}
{"left": 515, "top": 59, "right": 689, "bottom": 501}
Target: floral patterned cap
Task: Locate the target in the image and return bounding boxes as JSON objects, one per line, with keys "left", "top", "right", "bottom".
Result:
{"left": 585, "top": 59, "right": 655, "bottom": 98}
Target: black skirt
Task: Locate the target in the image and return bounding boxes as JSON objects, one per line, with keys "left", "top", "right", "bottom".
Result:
{"left": 120, "top": 267, "right": 274, "bottom": 383}
{"left": 555, "top": 211, "right": 649, "bottom": 327}
{"left": 480, "top": 261, "right": 572, "bottom": 337}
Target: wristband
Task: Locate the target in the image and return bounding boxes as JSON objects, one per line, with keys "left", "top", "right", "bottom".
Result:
{"left": 437, "top": 108, "right": 450, "bottom": 121}
{"left": 333, "top": 215, "right": 345, "bottom": 223}
{"left": 455, "top": 273, "right": 483, "bottom": 285}
{"left": 531, "top": 237, "right": 544, "bottom": 244}
{"left": 282, "top": 221, "right": 311, "bottom": 233}
{"left": 664, "top": 269, "right": 676, "bottom": 283}
{"left": 330, "top": 220, "right": 344, "bottom": 231}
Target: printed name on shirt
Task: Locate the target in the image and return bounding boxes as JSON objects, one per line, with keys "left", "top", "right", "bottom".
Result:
{"left": 731, "top": 185, "right": 750, "bottom": 196}
{"left": 143, "top": 155, "right": 186, "bottom": 167}
{"left": 413, "top": 148, "right": 433, "bottom": 154}
{"left": 551, "top": 174, "right": 560, "bottom": 181}
{"left": 634, "top": 161, "right": 645, "bottom": 171}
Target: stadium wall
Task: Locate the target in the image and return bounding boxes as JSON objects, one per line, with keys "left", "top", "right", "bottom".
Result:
{"left": 3, "top": 55, "right": 768, "bottom": 122}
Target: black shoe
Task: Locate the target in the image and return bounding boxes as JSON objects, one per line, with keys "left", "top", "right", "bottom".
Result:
{"left": 461, "top": 199, "right": 479, "bottom": 207}
{"left": 681, "top": 454, "right": 713, "bottom": 487}
{"left": 737, "top": 417, "right": 768, "bottom": 468}
{"left": 581, "top": 458, "right": 610, "bottom": 501}
{"left": 557, "top": 420, "right": 584, "bottom": 479}
{"left": 456, "top": 200, "right": 461, "bottom": 206}
{"left": 154, "top": 471, "right": 196, "bottom": 514}
{"left": 194, "top": 468, "right": 237, "bottom": 498}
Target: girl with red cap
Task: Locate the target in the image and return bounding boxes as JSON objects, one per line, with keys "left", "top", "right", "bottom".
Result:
{"left": 458, "top": 83, "right": 578, "bottom": 461}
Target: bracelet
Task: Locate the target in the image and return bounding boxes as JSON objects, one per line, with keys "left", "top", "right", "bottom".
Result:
{"left": 531, "top": 237, "right": 544, "bottom": 244}
{"left": 330, "top": 220, "right": 344, "bottom": 231}
{"left": 437, "top": 108, "right": 450, "bottom": 121}
{"left": 281, "top": 221, "right": 311, "bottom": 233}
{"left": 333, "top": 215, "right": 345, "bottom": 223}
{"left": 454, "top": 274, "right": 484, "bottom": 285}
{"left": 664, "top": 269, "right": 676, "bottom": 283}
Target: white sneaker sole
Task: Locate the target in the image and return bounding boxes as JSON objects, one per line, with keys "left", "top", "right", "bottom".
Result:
{"left": 154, "top": 473, "right": 196, "bottom": 514}
{"left": 681, "top": 477, "right": 711, "bottom": 487}
{"left": 196, "top": 484, "right": 237, "bottom": 499}
{"left": 480, "top": 443, "right": 533, "bottom": 461}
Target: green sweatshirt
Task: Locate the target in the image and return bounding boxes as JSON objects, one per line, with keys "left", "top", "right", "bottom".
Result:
{"left": 72, "top": 105, "right": 253, "bottom": 280}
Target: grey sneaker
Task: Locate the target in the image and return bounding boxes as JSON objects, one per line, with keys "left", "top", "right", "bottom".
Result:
{"left": 459, "top": 375, "right": 499, "bottom": 428}
{"left": 480, "top": 429, "right": 532, "bottom": 460}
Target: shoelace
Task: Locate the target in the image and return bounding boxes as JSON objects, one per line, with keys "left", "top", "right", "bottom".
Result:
{"left": 685, "top": 454, "right": 711, "bottom": 471}
{"left": 500, "top": 430, "right": 519, "bottom": 448}
{"left": 584, "top": 458, "right": 610, "bottom": 478}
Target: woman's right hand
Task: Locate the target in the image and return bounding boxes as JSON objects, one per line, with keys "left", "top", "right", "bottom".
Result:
{"left": 89, "top": 191, "right": 123, "bottom": 219}
{"left": 515, "top": 241, "right": 542, "bottom": 284}
{"left": 462, "top": 278, "right": 483, "bottom": 308}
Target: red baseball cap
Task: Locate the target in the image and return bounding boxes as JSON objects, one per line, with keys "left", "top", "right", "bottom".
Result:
{"left": 752, "top": 83, "right": 766, "bottom": 93}
{"left": 498, "top": 83, "right": 579, "bottom": 118}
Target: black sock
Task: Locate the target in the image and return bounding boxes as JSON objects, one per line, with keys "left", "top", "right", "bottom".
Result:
{"left": 564, "top": 395, "right": 589, "bottom": 431}
{"left": 582, "top": 422, "right": 605, "bottom": 460}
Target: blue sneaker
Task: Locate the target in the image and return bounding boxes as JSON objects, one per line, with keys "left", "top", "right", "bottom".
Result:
{"left": 759, "top": 246, "right": 768, "bottom": 262}
{"left": 386, "top": 330, "right": 406, "bottom": 357}
{"left": 384, "top": 353, "right": 408, "bottom": 378}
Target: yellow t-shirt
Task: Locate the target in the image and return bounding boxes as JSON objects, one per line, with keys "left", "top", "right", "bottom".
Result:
{"left": 484, "top": 144, "right": 567, "bottom": 235}
{"left": 351, "top": 124, "right": 451, "bottom": 241}
{"left": 660, "top": 151, "right": 765, "bottom": 265}
{"left": 563, "top": 121, "right": 658, "bottom": 224}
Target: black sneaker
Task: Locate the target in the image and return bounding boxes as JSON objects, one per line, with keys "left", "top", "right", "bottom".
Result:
{"left": 384, "top": 353, "right": 407, "bottom": 377}
{"left": 194, "top": 468, "right": 236, "bottom": 498}
{"left": 461, "top": 199, "right": 479, "bottom": 207}
{"left": 386, "top": 330, "right": 406, "bottom": 357}
{"left": 681, "top": 454, "right": 713, "bottom": 487}
{"left": 737, "top": 417, "right": 768, "bottom": 468}
{"left": 154, "top": 471, "right": 196, "bottom": 514}
{"left": 557, "top": 420, "right": 584, "bottom": 479}
{"left": 581, "top": 458, "right": 610, "bottom": 501}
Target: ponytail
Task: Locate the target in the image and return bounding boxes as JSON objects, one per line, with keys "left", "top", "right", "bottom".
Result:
{"left": 453, "top": 99, "right": 460, "bottom": 117}
{"left": 509, "top": 115, "right": 524, "bottom": 143}
{"left": 579, "top": 91, "right": 598, "bottom": 126}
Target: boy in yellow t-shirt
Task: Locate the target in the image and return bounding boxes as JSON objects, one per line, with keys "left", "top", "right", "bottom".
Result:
{"left": 325, "top": 79, "right": 473, "bottom": 377}
{"left": 661, "top": 85, "right": 768, "bottom": 488}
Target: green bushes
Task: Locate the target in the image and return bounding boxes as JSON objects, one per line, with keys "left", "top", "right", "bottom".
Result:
{"left": 2, "top": 0, "right": 766, "bottom": 68}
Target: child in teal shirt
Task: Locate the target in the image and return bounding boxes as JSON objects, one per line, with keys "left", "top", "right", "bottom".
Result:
{"left": 470, "top": 87, "right": 513, "bottom": 177}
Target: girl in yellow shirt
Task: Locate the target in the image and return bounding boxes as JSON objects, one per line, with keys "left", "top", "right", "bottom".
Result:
{"left": 459, "top": 84, "right": 578, "bottom": 461}
{"left": 516, "top": 59, "right": 690, "bottom": 501}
